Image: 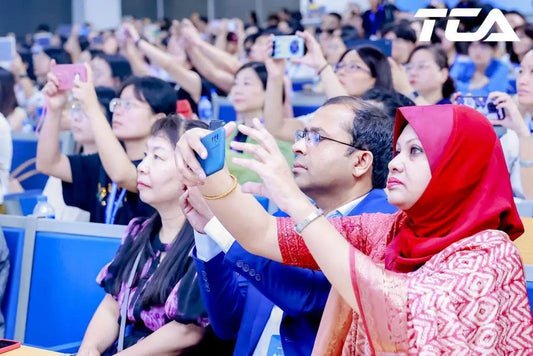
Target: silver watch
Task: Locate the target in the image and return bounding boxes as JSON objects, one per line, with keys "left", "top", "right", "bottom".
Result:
{"left": 294, "top": 208, "right": 324, "bottom": 235}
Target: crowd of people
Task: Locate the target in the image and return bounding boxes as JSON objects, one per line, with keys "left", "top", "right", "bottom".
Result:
{"left": 0, "top": 0, "right": 533, "bottom": 354}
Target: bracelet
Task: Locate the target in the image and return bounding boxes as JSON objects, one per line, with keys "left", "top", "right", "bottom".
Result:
{"left": 202, "top": 174, "right": 238, "bottom": 200}
{"left": 520, "top": 160, "right": 533, "bottom": 167}
{"left": 134, "top": 37, "right": 143, "bottom": 48}
{"left": 294, "top": 208, "right": 324, "bottom": 235}
{"left": 317, "top": 63, "right": 329, "bottom": 76}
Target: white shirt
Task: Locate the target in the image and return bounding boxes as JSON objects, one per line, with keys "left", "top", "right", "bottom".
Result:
{"left": 0, "top": 113, "right": 12, "bottom": 204}
{"left": 499, "top": 129, "right": 524, "bottom": 199}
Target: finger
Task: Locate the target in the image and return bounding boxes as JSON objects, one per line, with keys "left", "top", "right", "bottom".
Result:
{"left": 178, "top": 137, "right": 207, "bottom": 180}
{"left": 175, "top": 153, "right": 202, "bottom": 185}
{"left": 230, "top": 141, "right": 269, "bottom": 162}
{"left": 241, "top": 182, "right": 266, "bottom": 196}
{"left": 223, "top": 121, "right": 237, "bottom": 138}
{"left": 177, "top": 189, "right": 189, "bottom": 210}
{"left": 232, "top": 157, "right": 263, "bottom": 174}
{"left": 84, "top": 62, "right": 93, "bottom": 83}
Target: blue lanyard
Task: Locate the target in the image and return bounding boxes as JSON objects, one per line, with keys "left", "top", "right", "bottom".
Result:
{"left": 105, "top": 182, "right": 127, "bottom": 224}
{"left": 529, "top": 119, "right": 533, "bottom": 134}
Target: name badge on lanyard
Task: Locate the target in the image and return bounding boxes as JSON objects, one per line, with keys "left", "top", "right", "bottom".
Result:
{"left": 105, "top": 182, "right": 126, "bottom": 224}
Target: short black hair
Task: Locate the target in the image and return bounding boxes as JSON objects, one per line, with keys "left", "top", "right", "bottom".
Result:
{"left": 362, "top": 88, "right": 415, "bottom": 119}
{"left": 42, "top": 47, "right": 72, "bottom": 64}
{"left": 119, "top": 76, "right": 177, "bottom": 115}
{"left": 322, "top": 96, "right": 394, "bottom": 189}
{"left": 382, "top": 23, "right": 417, "bottom": 43}
{"left": 327, "top": 12, "right": 342, "bottom": 22}
{"left": 103, "top": 54, "right": 133, "bottom": 83}
{"left": 236, "top": 62, "right": 267, "bottom": 89}
{"left": 0, "top": 68, "right": 17, "bottom": 117}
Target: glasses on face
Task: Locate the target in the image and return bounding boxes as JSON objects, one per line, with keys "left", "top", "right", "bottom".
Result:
{"left": 334, "top": 62, "right": 371, "bottom": 74}
{"left": 404, "top": 62, "right": 437, "bottom": 72}
{"left": 295, "top": 129, "right": 365, "bottom": 150}
{"left": 109, "top": 98, "right": 135, "bottom": 113}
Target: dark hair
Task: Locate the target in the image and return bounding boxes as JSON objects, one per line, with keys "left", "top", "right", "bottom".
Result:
{"left": 362, "top": 88, "right": 415, "bottom": 119}
{"left": 327, "top": 12, "right": 342, "bottom": 23}
{"left": 99, "top": 54, "right": 133, "bottom": 83}
{"left": 235, "top": 61, "right": 267, "bottom": 89}
{"left": 339, "top": 46, "right": 393, "bottom": 90}
{"left": 42, "top": 47, "right": 72, "bottom": 64}
{"left": 119, "top": 76, "right": 177, "bottom": 115}
{"left": 95, "top": 86, "right": 116, "bottom": 124}
{"left": 88, "top": 49, "right": 105, "bottom": 59}
{"left": 322, "top": 96, "right": 394, "bottom": 189}
{"left": 509, "top": 23, "right": 533, "bottom": 63}
{"left": 0, "top": 68, "right": 17, "bottom": 117}
{"left": 35, "top": 24, "right": 50, "bottom": 33}
{"left": 382, "top": 23, "right": 417, "bottom": 43}
{"left": 466, "top": 27, "right": 499, "bottom": 49}
{"left": 407, "top": 45, "right": 456, "bottom": 99}
{"left": 105, "top": 116, "right": 208, "bottom": 305}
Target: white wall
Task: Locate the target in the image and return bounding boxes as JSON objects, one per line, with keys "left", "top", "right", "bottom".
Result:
{"left": 73, "top": 0, "right": 122, "bottom": 30}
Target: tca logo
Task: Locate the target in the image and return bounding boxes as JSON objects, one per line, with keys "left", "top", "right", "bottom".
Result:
{"left": 415, "top": 8, "right": 519, "bottom": 42}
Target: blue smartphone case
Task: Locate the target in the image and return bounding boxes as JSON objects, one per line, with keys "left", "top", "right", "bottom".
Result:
{"left": 196, "top": 127, "right": 226, "bottom": 176}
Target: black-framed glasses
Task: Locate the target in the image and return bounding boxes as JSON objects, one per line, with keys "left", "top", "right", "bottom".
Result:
{"left": 334, "top": 62, "right": 371, "bottom": 74}
{"left": 295, "top": 129, "right": 365, "bottom": 150}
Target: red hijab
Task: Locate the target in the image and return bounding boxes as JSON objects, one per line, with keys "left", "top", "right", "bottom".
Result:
{"left": 385, "top": 105, "right": 524, "bottom": 273}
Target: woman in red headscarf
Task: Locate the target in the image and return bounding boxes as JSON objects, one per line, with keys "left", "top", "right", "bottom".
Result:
{"left": 174, "top": 101, "right": 533, "bottom": 354}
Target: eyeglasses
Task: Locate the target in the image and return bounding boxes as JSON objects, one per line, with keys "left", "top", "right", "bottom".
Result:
{"left": 334, "top": 62, "right": 371, "bottom": 74}
{"left": 295, "top": 129, "right": 365, "bottom": 150}
{"left": 404, "top": 62, "right": 437, "bottom": 72}
{"left": 109, "top": 98, "right": 135, "bottom": 113}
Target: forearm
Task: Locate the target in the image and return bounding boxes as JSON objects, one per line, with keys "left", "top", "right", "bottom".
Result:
{"left": 197, "top": 40, "right": 241, "bottom": 74}
{"left": 79, "top": 294, "right": 120, "bottom": 354}
{"left": 519, "top": 134, "right": 533, "bottom": 199}
{"left": 36, "top": 108, "right": 72, "bottom": 182}
{"left": 125, "top": 44, "right": 150, "bottom": 77}
{"left": 186, "top": 46, "right": 234, "bottom": 93}
{"left": 116, "top": 321, "right": 204, "bottom": 356}
{"left": 87, "top": 107, "right": 139, "bottom": 192}
{"left": 199, "top": 168, "right": 280, "bottom": 260}
{"left": 320, "top": 65, "right": 348, "bottom": 99}
{"left": 214, "top": 31, "right": 228, "bottom": 51}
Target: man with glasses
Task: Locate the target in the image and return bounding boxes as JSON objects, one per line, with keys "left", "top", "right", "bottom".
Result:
{"left": 191, "top": 96, "right": 398, "bottom": 355}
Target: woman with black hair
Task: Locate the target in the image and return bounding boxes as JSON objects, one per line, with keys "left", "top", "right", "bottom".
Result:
{"left": 37, "top": 64, "right": 176, "bottom": 224}
{"left": 405, "top": 45, "right": 456, "bottom": 105}
{"left": 78, "top": 115, "right": 212, "bottom": 355}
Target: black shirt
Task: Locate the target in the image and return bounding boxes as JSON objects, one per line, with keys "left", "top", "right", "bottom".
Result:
{"left": 62, "top": 154, "right": 155, "bottom": 225}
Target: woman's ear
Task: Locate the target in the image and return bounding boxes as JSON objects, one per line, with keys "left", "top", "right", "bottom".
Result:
{"left": 151, "top": 112, "right": 166, "bottom": 123}
{"left": 352, "top": 150, "right": 373, "bottom": 179}
{"left": 440, "top": 67, "right": 449, "bottom": 85}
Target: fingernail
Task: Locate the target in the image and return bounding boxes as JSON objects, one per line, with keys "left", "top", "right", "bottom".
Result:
{"left": 199, "top": 173, "right": 206, "bottom": 181}
{"left": 201, "top": 152, "right": 207, "bottom": 159}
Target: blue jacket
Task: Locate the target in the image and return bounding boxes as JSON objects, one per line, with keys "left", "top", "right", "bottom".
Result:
{"left": 193, "top": 189, "right": 396, "bottom": 356}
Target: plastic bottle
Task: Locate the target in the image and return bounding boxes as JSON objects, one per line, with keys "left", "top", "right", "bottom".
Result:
{"left": 33, "top": 196, "right": 55, "bottom": 219}
{"left": 198, "top": 95, "right": 213, "bottom": 122}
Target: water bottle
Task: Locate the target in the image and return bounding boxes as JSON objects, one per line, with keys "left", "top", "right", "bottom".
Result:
{"left": 198, "top": 95, "right": 213, "bottom": 122}
{"left": 33, "top": 196, "right": 55, "bottom": 219}
{"left": 21, "top": 119, "right": 34, "bottom": 133}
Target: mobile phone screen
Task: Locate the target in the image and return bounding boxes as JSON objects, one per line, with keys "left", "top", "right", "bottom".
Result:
{"left": 456, "top": 95, "right": 505, "bottom": 121}
{"left": 272, "top": 36, "right": 305, "bottom": 59}
{"left": 0, "top": 38, "right": 14, "bottom": 62}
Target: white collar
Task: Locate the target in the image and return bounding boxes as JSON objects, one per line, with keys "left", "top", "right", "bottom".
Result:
{"left": 327, "top": 193, "right": 369, "bottom": 218}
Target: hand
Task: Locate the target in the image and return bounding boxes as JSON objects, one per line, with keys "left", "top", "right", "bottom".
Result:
{"left": 291, "top": 31, "right": 328, "bottom": 71}
{"left": 41, "top": 60, "right": 68, "bottom": 113}
{"left": 264, "top": 36, "right": 286, "bottom": 79}
{"left": 122, "top": 22, "right": 140, "bottom": 43}
{"left": 10, "top": 53, "right": 27, "bottom": 78}
{"left": 178, "top": 187, "right": 214, "bottom": 233}
{"left": 450, "top": 91, "right": 462, "bottom": 104}
{"left": 76, "top": 346, "right": 100, "bottom": 356}
{"left": 180, "top": 19, "right": 203, "bottom": 47}
{"left": 488, "top": 92, "right": 530, "bottom": 138}
{"left": 389, "top": 58, "right": 413, "bottom": 96}
{"left": 174, "top": 121, "right": 237, "bottom": 186}
{"left": 229, "top": 118, "right": 305, "bottom": 212}
{"left": 71, "top": 64, "right": 100, "bottom": 116}
{"left": 241, "top": 182, "right": 272, "bottom": 200}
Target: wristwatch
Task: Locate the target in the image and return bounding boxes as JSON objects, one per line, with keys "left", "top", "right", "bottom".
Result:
{"left": 294, "top": 208, "right": 324, "bottom": 235}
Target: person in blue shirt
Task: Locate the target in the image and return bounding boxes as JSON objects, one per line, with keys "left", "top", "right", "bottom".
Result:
{"left": 182, "top": 96, "right": 402, "bottom": 356}
{"left": 450, "top": 36, "right": 509, "bottom": 96}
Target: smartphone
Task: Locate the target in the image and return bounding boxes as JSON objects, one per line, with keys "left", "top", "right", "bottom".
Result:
{"left": 195, "top": 127, "right": 226, "bottom": 176}
{"left": 52, "top": 64, "right": 88, "bottom": 91}
{"left": 271, "top": 35, "right": 306, "bottom": 59}
{"left": 0, "top": 339, "right": 20, "bottom": 354}
{"left": 0, "top": 37, "right": 15, "bottom": 66}
{"left": 456, "top": 95, "right": 506, "bottom": 121}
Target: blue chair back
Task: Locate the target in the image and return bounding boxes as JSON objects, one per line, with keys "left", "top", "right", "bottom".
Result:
{"left": 11, "top": 138, "right": 48, "bottom": 191}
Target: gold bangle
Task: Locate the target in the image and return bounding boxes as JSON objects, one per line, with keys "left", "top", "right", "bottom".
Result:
{"left": 202, "top": 174, "right": 238, "bottom": 200}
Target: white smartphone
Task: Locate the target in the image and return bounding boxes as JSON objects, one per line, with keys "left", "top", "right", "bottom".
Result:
{"left": 271, "top": 35, "right": 306, "bottom": 59}
{"left": 0, "top": 37, "right": 15, "bottom": 69}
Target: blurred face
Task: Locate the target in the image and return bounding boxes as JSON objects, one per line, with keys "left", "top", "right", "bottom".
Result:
{"left": 406, "top": 49, "right": 447, "bottom": 96}
{"left": 435, "top": 28, "right": 454, "bottom": 53}
{"left": 248, "top": 35, "right": 269, "bottom": 62}
{"left": 32, "top": 52, "right": 51, "bottom": 78}
{"left": 111, "top": 85, "right": 158, "bottom": 141}
{"left": 387, "top": 124, "right": 431, "bottom": 210}
{"left": 91, "top": 57, "right": 114, "bottom": 87}
{"left": 513, "top": 28, "right": 533, "bottom": 59}
{"left": 384, "top": 32, "right": 415, "bottom": 64}
{"left": 468, "top": 42, "right": 494, "bottom": 67}
{"left": 292, "top": 105, "right": 363, "bottom": 197}
{"left": 103, "top": 35, "right": 118, "bottom": 55}
{"left": 230, "top": 67, "right": 265, "bottom": 114}
{"left": 321, "top": 14, "right": 341, "bottom": 32}
{"left": 517, "top": 50, "right": 533, "bottom": 108}
{"left": 70, "top": 104, "right": 107, "bottom": 145}
{"left": 137, "top": 135, "right": 182, "bottom": 207}
{"left": 506, "top": 13, "right": 526, "bottom": 31}
{"left": 335, "top": 50, "right": 375, "bottom": 97}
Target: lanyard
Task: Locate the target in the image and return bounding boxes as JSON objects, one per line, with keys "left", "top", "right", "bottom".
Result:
{"left": 105, "top": 182, "right": 127, "bottom": 224}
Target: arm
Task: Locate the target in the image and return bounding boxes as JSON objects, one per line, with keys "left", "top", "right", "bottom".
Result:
{"left": 185, "top": 45, "right": 235, "bottom": 94}
{"left": 36, "top": 70, "right": 72, "bottom": 182}
{"left": 389, "top": 58, "right": 430, "bottom": 106}
{"left": 123, "top": 42, "right": 151, "bottom": 77}
{"left": 78, "top": 294, "right": 120, "bottom": 356}
{"left": 115, "top": 321, "right": 204, "bottom": 356}
{"left": 263, "top": 54, "right": 305, "bottom": 142}
{"left": 518, "top": 134, "right": 533, "bottom": 199}
{"left": 64, "top": 26, "right": 82, "bottom": 64}
{"left": 71, "top": 65, "right": 140, "bottom": 192}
